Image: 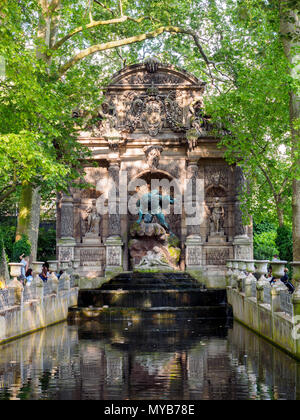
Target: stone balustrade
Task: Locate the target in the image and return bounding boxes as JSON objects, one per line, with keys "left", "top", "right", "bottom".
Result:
{"left": 0, "top": 262, "right": 79, "bottom": 345}
{"left": 226, "top": 258, "right": 296, "bottom": 317}
{"left": 227, "top": 258, "right": 300, "bottom": 360}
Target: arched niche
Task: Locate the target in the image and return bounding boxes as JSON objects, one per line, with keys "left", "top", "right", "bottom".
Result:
{"left": 127, "top": 169, "right": 183, "bottom": 238}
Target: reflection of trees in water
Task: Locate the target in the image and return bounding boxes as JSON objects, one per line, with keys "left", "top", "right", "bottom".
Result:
{"left": 0, "top": 320, "right": 299, "bottom": 400}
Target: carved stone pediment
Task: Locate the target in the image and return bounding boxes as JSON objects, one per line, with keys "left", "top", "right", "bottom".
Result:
{"left": 79, "top": 59, "right": 206, "bottom": 141}
{"left": 110, "top": 61, "right": 204, "bottom": 87}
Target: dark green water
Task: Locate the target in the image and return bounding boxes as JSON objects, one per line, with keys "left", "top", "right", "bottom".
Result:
{"left": 0, "top": 317, "right": 299, "bottom": 400}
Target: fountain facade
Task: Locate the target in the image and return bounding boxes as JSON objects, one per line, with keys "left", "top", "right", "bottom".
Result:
{"left": 56, "top": 59, "right": 253, "bottom": 288}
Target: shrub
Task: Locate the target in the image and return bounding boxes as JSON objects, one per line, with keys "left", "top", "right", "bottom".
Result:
{"left": 253, "top": 221, "right": 277, "bottom": 236}
{"left": 276, "top": 225, "right": 293, "bottom": 262}
{"left": 0, "top": 236, "right": 9, "bottom": 286}
{"left": 253, "top": 230, "right": 279, "bottom": 260}
{"left": 37, "top": 228, "right": 56, "bottom": 261}
{"left": 0, "top": 223, "right": 16, "bottom": 261}
{"left": 12, "top": 235, "right": 31, "bottom": 262}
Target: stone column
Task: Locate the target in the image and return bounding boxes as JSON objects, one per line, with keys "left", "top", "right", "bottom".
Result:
{"left": 186, "top": 159, "right": 201, "bottom": 237}
{"left": 57, "top": 193, "right": 76, "bottom": 263}
{"left": 185, "top": 159, "right": 203, "bottom": 272}
{"left": 108, "top": 160, "right": 121, "bottom": 237}
{"left": 105, "top": 159, "right": 123, "bottom": 276}
{"left": 233, "top": 166, "right": 253, "bottom": 259}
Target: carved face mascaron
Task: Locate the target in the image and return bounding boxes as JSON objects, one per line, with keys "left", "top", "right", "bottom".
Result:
{"left": 141, "top": 99, "right": 165, "bottom": 136}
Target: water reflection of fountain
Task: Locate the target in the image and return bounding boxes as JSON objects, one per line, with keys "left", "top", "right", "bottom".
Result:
{"left": 0, "top": 319, "right": 300, "bottom": 400}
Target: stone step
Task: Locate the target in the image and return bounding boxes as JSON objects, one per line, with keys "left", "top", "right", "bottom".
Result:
{"left": 78, "top": 289, "right": 226, "bottom": 309}
{"left": 100, "top": 284, "right": 204, "bottom": 290}
{"left": 69, "top": 306, "right": 229, "bottom": 323}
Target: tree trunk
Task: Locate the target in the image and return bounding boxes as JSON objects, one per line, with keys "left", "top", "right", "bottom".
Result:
{"left": 279, "top": 2, "right": 300, "bottom": 260}
{"left": 276, "top": 204, "right": 285, "bottom": 228}
{"left": 28, "top": 188, "right": 41, "bottom": 262}
{"left": 16, "top": 181, "right": 33, "bottom": 242}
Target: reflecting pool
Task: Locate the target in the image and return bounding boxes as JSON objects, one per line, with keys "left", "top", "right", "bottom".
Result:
{"left": 0, "top": 317, "right": 299, "bottom": 400}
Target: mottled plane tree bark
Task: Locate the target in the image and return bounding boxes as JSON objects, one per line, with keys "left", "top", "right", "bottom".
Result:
{"left": 279, "top": 0, "right": 300, "bottom": 259}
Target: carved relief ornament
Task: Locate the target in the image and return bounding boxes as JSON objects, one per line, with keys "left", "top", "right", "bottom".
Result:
{"left": 125, "top": 89, "right": 186, "bottom": 136}
{"left": 143, "top": 146, "right": 164, "bottom": 169}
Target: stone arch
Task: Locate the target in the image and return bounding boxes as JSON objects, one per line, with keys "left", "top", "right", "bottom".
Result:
{"left": 205, "top": 184, "right": 227, "bottom": 198}
{"left": 128, "top": 168, "right": 182, "bottom": 194}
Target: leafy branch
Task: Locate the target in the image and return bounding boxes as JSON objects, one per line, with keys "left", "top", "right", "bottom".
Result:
{"left": 53, "top": 15, "right": 156, "bottom": 50}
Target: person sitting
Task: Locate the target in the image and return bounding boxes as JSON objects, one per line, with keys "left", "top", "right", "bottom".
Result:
{"left": 272, "top": 254, "right": 280, "bottom": 262}
{"left": 25, "top": 269, "right": 33, "bottom": 286}
{"left": 39, "top": 264, "right": 49, "bottom": 283}
{"left": 280, "top": 268, "right": 295, "bottom": 294}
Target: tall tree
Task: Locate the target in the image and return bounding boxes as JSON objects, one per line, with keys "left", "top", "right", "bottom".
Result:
{"left": 0, "top": 0, "right": 197, "bottom": 258}
{"left": 279, "top": 0, "right": 300, "bottom": 260}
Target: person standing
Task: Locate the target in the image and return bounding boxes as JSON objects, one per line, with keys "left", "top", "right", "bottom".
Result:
{"left": 19, "top": 254, "right": 29, "bottom": 280}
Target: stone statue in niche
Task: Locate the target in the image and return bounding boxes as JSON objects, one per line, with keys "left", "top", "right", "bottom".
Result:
{"left": 82, "top": 201, "right": 101, "bottom": 243}
{"left": 210, "top": 198, "right": 225, "bottom": 235}
{"left": 88, "top": 100, "right": 118, "bottom": 137}
{"left": 143, "top": 146, "right": 163, "bottom": 169}
{"left": 86, "top": 206, "right": 100, "bottom": 234}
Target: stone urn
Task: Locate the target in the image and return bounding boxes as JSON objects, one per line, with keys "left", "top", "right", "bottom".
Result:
{"left": 72, "top": 259, "right": 80, "bottom": 270}
{"left": 8, "top": 263, "right": 23, "bottom": 279}
{"left": 226, "top": 260, "right": 233, "bottom": 269}
{"left": 292, "top": 262, "right": 300, "bottom": 296}
{"left": 237, "top": 260, "right": 247, "bottom": 272}
{"left": 271, "top": 261, "right": 287, "bottom": 279}
{"left": 255, "top": 260, "right": 269, "bottom": 280}
{"left": 32, "top": 261, "right": 44, "bottom": 276}
{"left": 245, "top": 260, "right": 256, "bottom": 274}
{"left": 31, "top": 262, "right": 45, "bottom": 300}
{"left": 48, "top": 260, "right": 59, "bottom": 272}
{"left": 232, "top": 260, "right": 239, "bottom": 271}
{"left": 60, "top": 261, "right": 70, "bottom": 270}
{"left": 292, "top": 262, "right": 300, "bottom": 282}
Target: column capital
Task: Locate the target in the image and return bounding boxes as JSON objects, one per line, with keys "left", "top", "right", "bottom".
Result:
{"left": 187, "top": 157, "right": 199, "bottom": 167}
{"left": 108, "top": 158, "right": 121, "bottom": 168}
